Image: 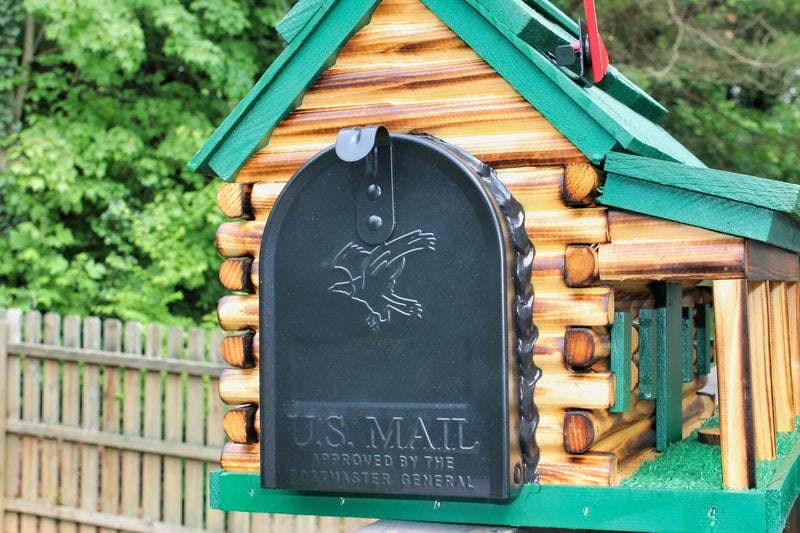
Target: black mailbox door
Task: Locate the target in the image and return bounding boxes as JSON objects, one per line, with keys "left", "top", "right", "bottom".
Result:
{"left": 259, "top": 128, "right": 526, "bottom": 500}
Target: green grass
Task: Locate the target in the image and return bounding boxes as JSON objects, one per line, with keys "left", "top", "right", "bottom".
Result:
{"left": 621, "top": 416, "right": 800, "bottom": 490}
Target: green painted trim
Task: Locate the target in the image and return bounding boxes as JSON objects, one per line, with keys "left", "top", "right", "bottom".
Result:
{"left": 638, "top": 308, "right": 657, "bottom": 400}
{"left": 696, "top": 304, "right": 712, "bottom": 376}
{"left": 422, "top": 0, "right": 617, "bottom": 164}
{"left": 610, "top": 311, "right": 632, "bottom": 413}
{"left": 599, "top": 174, "right": 800, "bottom": 254}
{"left": 276, "top": 0, "right": 324, "bottom": 43}
{"left": 681, "top": 307, "right": 694, "bottom": 383}
{"left": 187, "top": 0, "right": 381, "bottom": 180}
{"left": 208, "top": 466, "right": 800, "bottom": 532}
{"left": 604, "top": 152, "right": 800, "bottom": 221}
{"left": 656, "top": 283, "right": 683, "bottom": 452}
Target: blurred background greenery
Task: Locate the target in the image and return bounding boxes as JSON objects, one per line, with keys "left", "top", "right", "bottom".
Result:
{"left": 1, "top": 0, "right": 797, "bottom": 326}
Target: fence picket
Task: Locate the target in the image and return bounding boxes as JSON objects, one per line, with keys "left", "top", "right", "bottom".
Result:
{"left": 21, "top": 311, "right": 42, "bottom": 533}
{"left": 122, "top": 321, "right": 144, "bottom": 523}
{"left": 101, "top": 318, "right": 123, "bottom": 533}
{"left": 206, "top": 330, "right": 227, "bottom": 532}
{"left": 0, "top": 319, "right": 8, "bottom": 531}
{"left": 81, "top": 316, "right": 102, "bottom": 533}
{"left": 185, "top": 328, "right": 207, "bottom": 529}
{"left": 1, "top": 309, "right": 366, "bottom": 532}
{"left": 61, "top": 314, "right": 82, "bottom": 533}
{"left": 164, "top": 326, "right": 186, "bottom": 525}
{"left": 142, "top": 324, "right": 163, "bottom": 522}
{"left": 40, "top": 312, "right": 61, "bottom": 533}
{"left": 4, "top": 309, "right": 22, "bottom": 533}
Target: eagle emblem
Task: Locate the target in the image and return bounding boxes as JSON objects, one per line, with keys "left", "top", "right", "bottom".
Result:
{"left": 328, "top": 230, "right": 436, "bottom": 329}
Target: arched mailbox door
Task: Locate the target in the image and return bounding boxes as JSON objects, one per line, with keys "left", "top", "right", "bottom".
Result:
{"left": 259, "top": 127, "right": 536, "bottom": 501}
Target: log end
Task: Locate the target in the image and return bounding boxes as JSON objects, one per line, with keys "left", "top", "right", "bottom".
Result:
{"left": 562, "top": 163, "right": 603, "bottom": 206}
{"left": 217, "top": 183, "right": 254, "bottom": 219}
{"left": 563, "top": 410, "right": 595, "bottom": 454}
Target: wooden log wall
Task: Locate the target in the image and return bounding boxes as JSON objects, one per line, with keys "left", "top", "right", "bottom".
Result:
{"left": 211, "top": 0, "right": 800, "bottom": 490}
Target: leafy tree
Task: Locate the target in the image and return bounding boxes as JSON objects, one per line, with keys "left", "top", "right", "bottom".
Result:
{"left": 0, "top": 0, "right": 287, "bottom": 326}
{"left": 562, "top": 0, "right": 800, "bottom": 183}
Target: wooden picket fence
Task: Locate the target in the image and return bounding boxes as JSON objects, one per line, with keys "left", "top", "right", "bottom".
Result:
{"left": 0, "top": 309, "right": 372, "bottom": 533}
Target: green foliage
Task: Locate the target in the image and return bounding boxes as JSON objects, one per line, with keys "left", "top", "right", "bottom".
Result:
{"left": 562, "top": 0, "right": 800, "bottom": 184}
{"left": 0, "top": 0, "right": 287, "bottom": 326}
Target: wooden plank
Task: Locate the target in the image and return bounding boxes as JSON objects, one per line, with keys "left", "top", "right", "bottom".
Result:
{"left": 745, "top": 240, "right": 800, "bottom": 281}
{"left": 537, "top": 452, "right": 618, "bottom": 487}
{"left": 681, "top": 308, "right": 694, "bottom": 383}
{"left": 655, "top": 283, "right": 683, "bottom": 451}
{"left": 609, "top": 311, "right": 632, "bottom": 413}
{"left": 769, "top": 282, "right": 795, "bottom": 433}
{"left": 206, "top": 329, "right": 227, "bottom": 532}
{"left": 60, "top": 315, "right": 81, "bottom": 533}
{"left": 597, "top": 239, "right": 748, "bottom": 281}
{"left": 713, "top": 279, "right": 757, "bottom": 489}
{"left": 184, "top": 328, "right": 207, "bottom": 529}
{"left": 607, "top": 209, "right": 735, "bottom": 243}
{"left": 3, "top": 497, "right": 214, "bottom": 533}
{"left": 21, "top": 311, "right": 42, "bottom": 533}
{"left": 3, "top": 308, "right": 22, "bottom": 533}
{"left": 40, "top": 312, "right": 61, "bottom": 533}
{"left": 121, "top": 321, "right": 143, "bottom": 523}
{"left": 219, "top": 368, "right": 261, "bottom": 405}
{"left": 604, "top": 151, "right": 800, "bottom": 219}
{"left": 5, "top": 342, "right": 226, "bottom": 375}
{"left": 80, "top": 316, "right": 102, "bottom": 533}
{"left": 534, "top": 371, "right": 615, "bottom": 410}
{"left": 789, "top": 283, "right": 800, "bottom": 415}
{"left": 600, "top": 173, "right": 800, "bottom": 254}
{"left": 142, "top": 323, "right": 163, "bottom": 522}
{"left": 5, "top": 420, "right": 218, "bottom": 462}
{"left": 163, "top": 326, "right": 185, "bottom": 526}
{"left": 101, "top": 318, "right": 122, "bottom": 533}
{"left": 747, "top": 281, "right": 777, "bottom": 460}
{"left": 637, "top": 308, "right": 657, "bottom": 400}
{"left": 216, "top": 208, "right": 609, "bottom": 259}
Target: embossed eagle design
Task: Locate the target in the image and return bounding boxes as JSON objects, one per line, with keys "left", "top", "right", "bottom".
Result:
{"left": 328, "top": 230, "right": 436, "bottom": 330}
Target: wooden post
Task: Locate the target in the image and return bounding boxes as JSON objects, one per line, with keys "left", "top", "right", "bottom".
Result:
{"left": 655, "top": 283, "right": 683, "bottom": 451}
{"left": 163, "top": 326, "right": 185, "bottom": 525}
{"left": 713, "top": 279, "right": 757, "bottom": 490}
{"left": 768, "top": 281, "right": 795, "bottom": 433}
{"left": 4, "top": 309, "right": 21, "bottom": 533}
{"left": 746, "top": 281, "right": 777, "bottom": 460}
{"left": 142, "top": 324, "right": 163, "bottom": 522}
{"left": 788, "top": 282, "right": 800, "bottom": 415}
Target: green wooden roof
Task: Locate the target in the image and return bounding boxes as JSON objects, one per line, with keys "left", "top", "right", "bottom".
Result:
{"left": 188, "top": 0, "right": 703, "bottom": 181}
{"left": 599, "top": 152, "right": 800, "bottom": 253}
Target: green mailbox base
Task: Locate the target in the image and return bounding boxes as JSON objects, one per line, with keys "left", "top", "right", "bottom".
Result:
{"left": 210, "top": 439, "right": 800, "bottom": 533}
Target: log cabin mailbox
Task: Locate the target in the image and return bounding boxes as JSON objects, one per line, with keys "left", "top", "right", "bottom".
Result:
{"left": 258, "top": 126, "right": 535, "bottom": 499}
{"left": 191, "top": 0, "right": 800, "bottom": 531}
